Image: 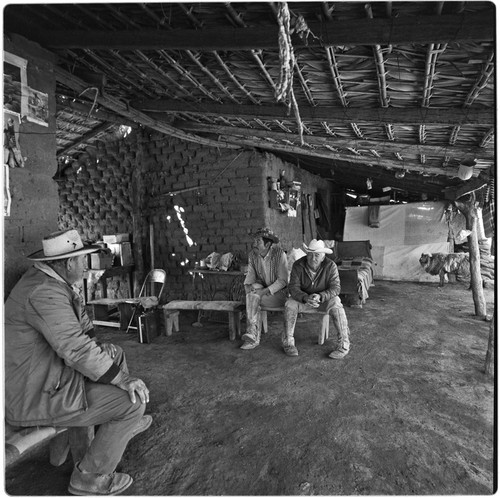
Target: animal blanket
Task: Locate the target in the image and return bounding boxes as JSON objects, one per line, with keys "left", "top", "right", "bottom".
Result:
{"left": 419, "top": 252, "right": 470, "bottom": 286}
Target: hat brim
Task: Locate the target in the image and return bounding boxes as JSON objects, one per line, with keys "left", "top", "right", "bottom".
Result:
{"left": 251, "top": 231, "right": 279, "bottom": 243}
{"left": 27, "top": 245, "right": 101, "bottom": 261}
{"left": 302, "top": 243, "right": 333, "bottom": 254}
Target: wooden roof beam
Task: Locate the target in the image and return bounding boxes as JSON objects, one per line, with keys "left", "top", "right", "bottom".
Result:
{"left": 8, "top": 11, "right": 494, "bottom": 49}
{"left": 57, "top": 122, "right": 115, "bottom": 157}
{"left": 132, "top": 100, "right": 494, "bottom": 126}
{"left": 54, "top": 66, "right": 239, "bottom": 150}
{"left": 175, "top": 121, "right": 493, "bottom": 161}
{"left": 171, "top": 121, "right": 460, "bottom": 176}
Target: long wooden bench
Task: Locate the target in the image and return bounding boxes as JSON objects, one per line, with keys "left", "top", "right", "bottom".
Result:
{"left": 162, "top": 301, "right": 244, "bottom": 340}
{"left": 5, "top": 423, "right": 93, "bottom": 468}
{"left": 259, "top": 306, "right": 330, "bottom": 345}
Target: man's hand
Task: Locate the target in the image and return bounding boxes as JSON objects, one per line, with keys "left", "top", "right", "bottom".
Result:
{"left": 252, "top": 287, "right": 269, "bottom": 298}
{"left": 113, "top": 372, "right": 150, "bottom": 404}
{"left": 305, "top": 293, "right": 321, "bottom": 308}
{"left": 100, "top": 342, "right": 117, "bottom": 359}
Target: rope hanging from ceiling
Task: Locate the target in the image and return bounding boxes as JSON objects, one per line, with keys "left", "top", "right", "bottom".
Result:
{"left": 276, "top": 2, "right": 304, "bottom": 145}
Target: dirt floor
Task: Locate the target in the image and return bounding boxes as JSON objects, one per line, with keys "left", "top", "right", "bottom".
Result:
{"left": 4, "top": 280, "right": 496, "bottom": 495}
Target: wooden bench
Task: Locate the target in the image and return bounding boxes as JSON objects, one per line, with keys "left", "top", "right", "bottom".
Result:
{"left": 5, "top": 423, "right": 93, "bottom": 468}
{"left": 162, "top": 301, "right": 245, "bottom": 341}
{"left": 259, "top": 306, "right": 330, "bottom": 345}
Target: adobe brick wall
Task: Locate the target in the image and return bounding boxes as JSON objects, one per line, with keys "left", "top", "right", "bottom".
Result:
{"left": 58, "top": 129, "right": 332, "bottom": 300}
{"left": 4, "top": 35, "right": 59, "bottom": 295}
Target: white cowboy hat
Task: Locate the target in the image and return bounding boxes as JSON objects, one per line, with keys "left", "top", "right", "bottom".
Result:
{"left": 302, "top": 239, "right": 333, "bottom": 254}
{"left": 27, "top": 229, "right": 100, "bottom": 261}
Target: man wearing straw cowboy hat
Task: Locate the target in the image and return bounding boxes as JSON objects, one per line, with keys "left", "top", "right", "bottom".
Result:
{"left": 240, "top": 227, "right": 289, "bottom": 350}
{"left": 5, "top": 229, "right": 151, "bottom": 495}
{"left": 284, "top": 239, "right": 351, "bottom": 359}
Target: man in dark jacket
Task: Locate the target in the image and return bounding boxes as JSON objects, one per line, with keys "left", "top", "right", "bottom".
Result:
{"left": 5, "top": 229, "right": 151, "bottom": 495}
{"left": 285, "top": 239, "right": 351, "bottom": 358}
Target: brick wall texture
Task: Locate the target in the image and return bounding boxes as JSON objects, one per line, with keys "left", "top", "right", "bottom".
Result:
{"left": 58, "top": 128, "right": 332, "bottom": 301}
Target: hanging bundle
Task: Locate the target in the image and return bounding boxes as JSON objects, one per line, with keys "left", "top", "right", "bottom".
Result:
{"left": 276, "top": 2, "right": 304, "bottom": 144}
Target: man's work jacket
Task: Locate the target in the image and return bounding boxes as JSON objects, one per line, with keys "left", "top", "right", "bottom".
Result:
{"left": 288, "top": 256, "right": 341, "bottom": 304}
{"left": 4, "top": 263, "right": 120, "bottom": 426}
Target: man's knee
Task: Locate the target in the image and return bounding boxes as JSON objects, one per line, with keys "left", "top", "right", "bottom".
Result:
{"left": 285, "top": 298, "right": 300, "bottom": 311}
{"left": 325, "top": 296, "right": 343, "bottom": 310}
{"left": 119, "top": 389, "right": 146, "bottom": 421}
{"left": 246, "top": 292, "right": 261, "bottom": 306}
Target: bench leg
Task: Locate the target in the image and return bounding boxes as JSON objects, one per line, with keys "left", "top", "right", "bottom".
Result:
{"left": 164, "top": 310, "right": 180, "bottom": 336}
{"left": 318, "top": 314, "right": 330, "bottom": 345}
{"left": 118, "top": 302, "right": 134, "bottom": 330}
{"left": 260, "top": 310, "right": 268, "bottom": 334}
{"left": 228, "top": 312, "right": 238, "bottom": 341}
{"left": 234, "top": 311, "right": 241, "bottom": 339}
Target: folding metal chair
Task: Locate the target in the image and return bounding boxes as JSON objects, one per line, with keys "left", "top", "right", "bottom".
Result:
{"left": 125, "top": 269, "right": 166, "bottom": 333}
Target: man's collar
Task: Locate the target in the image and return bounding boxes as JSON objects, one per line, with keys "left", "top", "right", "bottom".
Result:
{"left": 34, "top": 261, "right": 76, "bottom": 289}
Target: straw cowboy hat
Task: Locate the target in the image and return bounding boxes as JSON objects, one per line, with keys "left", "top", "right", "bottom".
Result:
{"left": 302, "top": 239, "right": 333, "bottom": 254}
{"left": 250, "top": 227, "right": 279, "bottom": 243}
{"left": 27, "top": 229, "right": 100, "bottom": 261}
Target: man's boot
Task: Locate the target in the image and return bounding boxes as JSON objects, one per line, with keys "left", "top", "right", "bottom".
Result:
{"left": 282, "top": 306, "right": 298, "bottom": 356}
{"left": 241, "top": 293, "right": 261, "bottom": 349}
{"left": 329, "top": 307, "right": 350, "bottom": 359}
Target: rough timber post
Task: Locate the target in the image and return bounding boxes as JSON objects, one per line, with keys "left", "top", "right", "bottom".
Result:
{"left": 455, "top": 192, "right": 487, "bottom": 318}
{"left": 484, "top": 313, "right": 494, "bottom": 377}
{"left": 131, "top": 140, "right": 147, "bottom": 294}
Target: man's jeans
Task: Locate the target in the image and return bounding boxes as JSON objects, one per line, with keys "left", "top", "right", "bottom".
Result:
{"left": 55, "top": 346, "right": 145, "bottom": 474}
{"left": 244, "top": 286, "right": 287, "bottom": 345}
{"left": 284, "top": 296, "right": 350, "bottom": 349}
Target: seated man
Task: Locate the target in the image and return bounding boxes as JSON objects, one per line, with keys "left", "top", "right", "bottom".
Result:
{"left": 240, "top": 227, "right": 289, "bottom": 350}
{"left": 284, "top": 239, "right": 351, "bottom": 359}
{"left": 4, "top": 229, "right": 152, "bottom": 496}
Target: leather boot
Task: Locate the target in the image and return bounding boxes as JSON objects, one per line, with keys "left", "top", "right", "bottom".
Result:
{"left": 329, "top": 307, "right": 350, "bottom": 359}
{"left": 241, "top": 293, "right": 261, "bottom": 347}
{"left": 282, "top": 306, "right": 298, "bottom": 355}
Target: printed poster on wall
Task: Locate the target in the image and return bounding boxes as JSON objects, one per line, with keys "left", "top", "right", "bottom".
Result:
{"left": 4, "top": 51, "right": 28, "bottom": 118}
{"left": 26, "top": 88, "right": 49, "bottom": 126}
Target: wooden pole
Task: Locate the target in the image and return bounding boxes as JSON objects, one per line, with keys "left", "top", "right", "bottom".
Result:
{"left": 484, "top": 313, "right": 495, "bottom": 377}
{"left": 131, "top": 142, "right": 146, "bottom": 295}
{"left": 455, "top": 192, "right": 487, "bottom": 317}
{"left": 149, "top": 220, "right": 155, "bottom": 271}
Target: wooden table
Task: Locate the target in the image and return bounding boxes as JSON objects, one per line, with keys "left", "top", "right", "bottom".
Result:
{"left": 83, "top": 265, "right": 134, "bottom": 304}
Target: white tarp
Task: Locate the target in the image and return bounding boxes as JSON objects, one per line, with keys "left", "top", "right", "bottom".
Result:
{"left": 344, "top": 202, "right": 451, "bottom": 282}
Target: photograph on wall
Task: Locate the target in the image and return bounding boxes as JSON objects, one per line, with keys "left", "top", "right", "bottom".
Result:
{"left": 4, "top": 111, "right": 24, "bottom": 169}
{"left": 3, "top": 51, "right": 28, "bottom": 117}
{"left": 26, "top": 88, "right": 49, "bottom": 126}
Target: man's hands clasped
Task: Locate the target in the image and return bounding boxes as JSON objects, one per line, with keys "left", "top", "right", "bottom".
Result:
{"left": 306, "top": 293, "right": 321, "bottom": 308}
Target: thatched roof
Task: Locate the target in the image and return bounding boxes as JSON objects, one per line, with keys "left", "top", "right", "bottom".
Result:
{"left": 4, "top": 2, "right": 495, "bottom": 202}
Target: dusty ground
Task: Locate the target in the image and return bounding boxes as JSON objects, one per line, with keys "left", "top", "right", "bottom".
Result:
{"left": 5, "top": 280, "right": 496, "bottom": 495}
